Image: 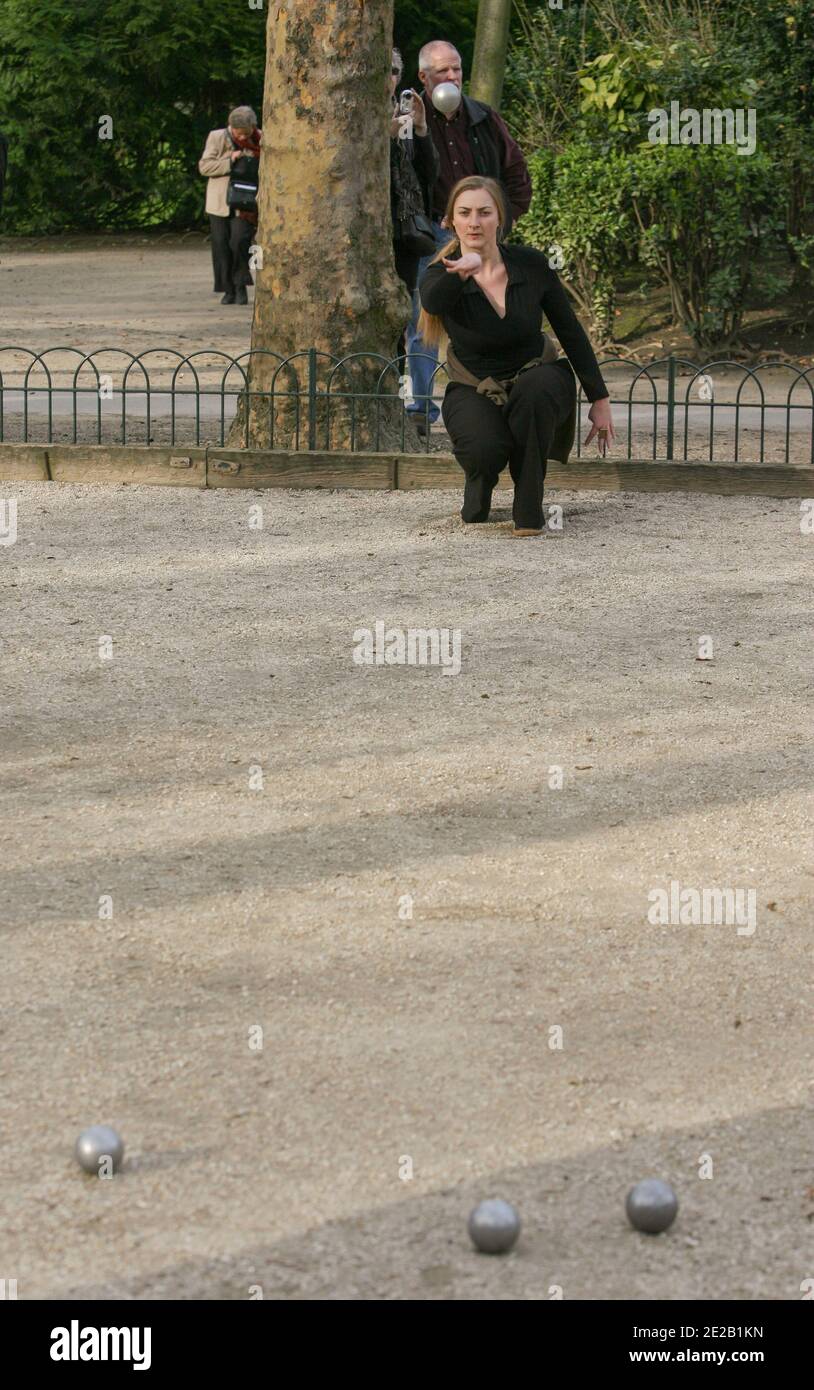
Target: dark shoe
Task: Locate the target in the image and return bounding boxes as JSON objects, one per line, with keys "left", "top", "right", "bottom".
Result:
{"left": 461, "top": 476, "right": 494, "bottom": 522}
{"left": 407, "top": 411, "right": 440, "bottom": 438}
{"left": 221, "top": 292, "right": 235, "bottom": 304}
{"left": 235, "top": 287, "right": 248, "bottom": 305}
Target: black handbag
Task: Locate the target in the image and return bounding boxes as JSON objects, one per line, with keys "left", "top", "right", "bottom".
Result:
{"left": 226, "top": 134, "right": 259, "bottom": 214}
{"left": 396, "top": 210, "right": 436, "bottom": 256}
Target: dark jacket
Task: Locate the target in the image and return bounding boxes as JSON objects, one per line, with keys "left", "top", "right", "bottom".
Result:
{"left": 390, "top": 124, "right": 439, "bottom": 240}
{"left": 420, "top": 93, "right": 532, "bottom": 233}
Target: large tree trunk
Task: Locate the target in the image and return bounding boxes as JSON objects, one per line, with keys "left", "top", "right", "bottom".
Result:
{"left": 231, "top": 0, "right": 417, "bottom": 451}
{"left": 469, "top": 0, "right": 513, "bottom": 109}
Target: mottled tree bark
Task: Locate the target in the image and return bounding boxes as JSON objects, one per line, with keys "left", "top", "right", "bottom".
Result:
{"left": 469, "top": 0, "right": 512, "bottom": 110}
{"left": 230, "top": 0, "right": 416, "bottom": 451}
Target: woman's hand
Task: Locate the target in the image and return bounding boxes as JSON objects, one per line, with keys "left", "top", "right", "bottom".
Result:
{"left": 442, "top": 252, "right": 482, "bottom": 279}
{"left": 583, "top": 397, "right": 615, "bottom": 456}
{"left": 389, "top": 113, "right": 403, "bottom": 138}
{"left": 411, "top": 92, "right": 427, "bottom": 136}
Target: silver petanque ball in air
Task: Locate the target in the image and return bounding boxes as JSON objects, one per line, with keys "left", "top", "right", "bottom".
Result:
{"left": 75, "top": 1125, "right": 125, "bottom": 1175}
{"left": 626, "top": 1179, "right": 678, "bottom": 1234}
{"left": 431, "top": 81, "right": 461, "bottom": 116}
{"left": 468, "top": 1198, "right": 521, "bottom": 1254}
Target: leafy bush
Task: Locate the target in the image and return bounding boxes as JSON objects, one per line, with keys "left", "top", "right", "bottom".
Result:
{"left": 522, "top": 144, "right": 636, "bottom": 341}
{"left": 628, "top": 145, "right": 784, "bottom": 346}
{"left": 575, "top": 42, "right": 759, "bottom": 143}
{"left": 719, "top": 0, "right": 814, "bottom": 286}
{"left": 576, "top": 45, "right": 669, "bottom": 139}
{"left": 510, "top": 0, "right": 810, "bottom": 336}
{"left": 503, "top": 0, "right": 594, "bottom": 153}
{"left": 522, "top": 138, "right": 784, "bottom": 348}
{"left": 0, "top": 0, "right": 265, "bottom": 233}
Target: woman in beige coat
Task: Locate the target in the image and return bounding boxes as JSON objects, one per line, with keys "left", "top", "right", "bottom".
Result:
{"left": 199, "top": 105, "right": 261, "bottom": 305}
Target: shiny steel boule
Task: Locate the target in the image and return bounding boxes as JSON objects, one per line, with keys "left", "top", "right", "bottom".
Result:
{"left": 468, "top": 1198, "right": 521, "bottom": 1254}
{"left": 431, "top": 82, "right": 461, "bottom": 116}
{"left": 625, "top": 1178, "right": 678, "bottom": 1234}
{"left": 75, "top": 1125, "right": 125, "bottom": 1175}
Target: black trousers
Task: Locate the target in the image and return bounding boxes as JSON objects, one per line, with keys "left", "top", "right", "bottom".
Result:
{"left": 441, "top": 360, "right": 576, "bottom": 529}
{"left": 209, "top": 213, "right": 254, "bottom": 293}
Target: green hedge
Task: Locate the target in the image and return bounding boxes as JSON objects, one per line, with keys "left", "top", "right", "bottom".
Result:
{"left": 509, "top": 0, "right": 813, "bottom": 312}
{"left": 629, "top": 144, "right": 784, "bottom": 347}
{"left": 522, "top": 141, "right": 785, "bottom": 347}
{"left": 0, "top": 0, "right": 266, "bottom": 233}
{"left": 0, "top": 0, "right": 481, "bottom": 236}
{"left": 522, "top": 145, "right": 635, "bottom": 341}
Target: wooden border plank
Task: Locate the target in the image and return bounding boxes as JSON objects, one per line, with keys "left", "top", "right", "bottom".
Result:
{"left": 0, "top": 444, "right": 50, "bottom": 481}
{"left": 546, "top": 458, "right": 814, "bottom": 497}
{"left": 206, "top": 449, "right": 396, "bottom": 489}
{"left": 46, "top": 446, "right": 206, "bottom": 486}
{"left": 1, "top": 443, "right": 810, "bottom": 498}
{"left": 398, "top": 453, "right": 814, "bottom": 498}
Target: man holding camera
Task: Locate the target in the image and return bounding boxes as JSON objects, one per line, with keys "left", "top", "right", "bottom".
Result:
{"left": 198, "top": 105, "right": 261, "bottom": 305}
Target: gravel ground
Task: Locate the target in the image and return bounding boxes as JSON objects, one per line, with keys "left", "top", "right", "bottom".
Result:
{"left": 1, "top": 479, "right": 812, "bottom": 1301}
{"left": 0, "top": 233, "right": 249, "bottom": 358}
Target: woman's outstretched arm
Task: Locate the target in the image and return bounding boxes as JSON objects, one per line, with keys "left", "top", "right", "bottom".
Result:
{"left": 538, "top": 260, "right": 615, "bottom": 451}
{"left": 419, "top": 257, "right": 472, "bottom": 314}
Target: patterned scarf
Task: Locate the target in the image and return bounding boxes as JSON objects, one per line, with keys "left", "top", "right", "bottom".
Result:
{"left": 230, "top": 126, "right": 261, "bottom": 158}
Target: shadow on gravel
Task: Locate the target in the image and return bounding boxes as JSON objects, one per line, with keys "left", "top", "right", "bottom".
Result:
{"left": 1, "top": 738, "right": 809, "bottom": 927}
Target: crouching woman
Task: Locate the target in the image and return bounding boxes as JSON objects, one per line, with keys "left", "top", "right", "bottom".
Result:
{"left": 418, "top": 176, "right": 614, "bottom": 534}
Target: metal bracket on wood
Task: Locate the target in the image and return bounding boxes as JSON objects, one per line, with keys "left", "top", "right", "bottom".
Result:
{"left": 169, "top": 455, "right": 192, "bottom": 469}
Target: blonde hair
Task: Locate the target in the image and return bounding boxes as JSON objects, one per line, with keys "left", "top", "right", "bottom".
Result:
{"left": 417, "top": 177, "right": 508, "bottom": 348}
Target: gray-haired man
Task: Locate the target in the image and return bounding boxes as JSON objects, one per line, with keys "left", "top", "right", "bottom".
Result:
{"left": 199, "top": 105, "right": 261, "bottom": 305}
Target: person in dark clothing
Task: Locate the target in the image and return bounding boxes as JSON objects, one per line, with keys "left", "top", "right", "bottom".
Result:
{"left": 404, "top": 38, "right": 533, "bottom": 434}
{"left": 419, "top": 176, "right": 615, "bottom": 535}
{"left": 389, "top": 48, "right": 440, "bottom": 371}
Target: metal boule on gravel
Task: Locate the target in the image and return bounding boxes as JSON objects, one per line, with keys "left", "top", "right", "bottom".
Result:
{"left": 468, "top": 1198, "right": 521, "bottom": 1253}
{"left": 75, "top": 1125, "right": 125, "bottom": 1175}
{"left": 431, "top": 82, "right": 461, "bottom": 116}
{"left": 625, "top": 1178, "right": 678, "bottom": 1233}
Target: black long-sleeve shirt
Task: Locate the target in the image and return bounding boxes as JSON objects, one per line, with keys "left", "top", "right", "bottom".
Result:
{"left": 419, "top": 244, "right": 608, "bottom": 401}
{"left": 390, "top": 128, "right": 439, "bottom": 227}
